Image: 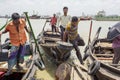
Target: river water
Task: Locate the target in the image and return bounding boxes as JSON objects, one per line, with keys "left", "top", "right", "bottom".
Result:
{"left": 0, "top": 18, "right": 119, "bottom": 53}
{"left": 0, "top": 18, "right": 119, "bottom": 79}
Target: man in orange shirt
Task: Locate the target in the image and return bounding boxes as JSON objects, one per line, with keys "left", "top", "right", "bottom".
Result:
{"left": 0, "top": 13, "right": 29, "bottom": 75}
{"left": 50, "top": 14, "right": 57, "bottom": 32}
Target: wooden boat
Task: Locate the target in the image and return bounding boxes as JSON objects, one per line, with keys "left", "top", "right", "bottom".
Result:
{"left": 84, "top": 27, "right": 120, "bottom": 80}
{"left": 34, "top": 24, "right": 93, "bottom": 80}
{"left": 0, "top": 38, "right": 40, "bottom": 80}
{"left": 37, "top": 30, "right": 73, "bottom": 64}
{"left": 21, "top": 15, "right": 93, "bottom": 79}
{"left": 29, "top": 11, "right": 40, "bottom": 19}
{"left": 29, "top": 14, "right": 40, "bottom": 19}
{"left": 0, "top": 13, "right": 45, "bottom": 80}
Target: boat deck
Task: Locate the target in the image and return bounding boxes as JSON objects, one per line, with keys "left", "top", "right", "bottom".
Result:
{"left": 34, "top": 49, "right": 93, "bottom": 80}
{"left": 94, "top": 42, "right": 120, "bottom": 69}
{"left": 96, "top": 67, "right": 120, "bottom": 80}
{"left": 0, "top": 56, "right": 31, "bottom": 73}
{"left": 0, "top": 62, "right": 27, "bottom": 73}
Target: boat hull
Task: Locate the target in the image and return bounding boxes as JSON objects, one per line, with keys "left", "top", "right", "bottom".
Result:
{"left": 86, "top": 40, "right": 120, "bottom": 80}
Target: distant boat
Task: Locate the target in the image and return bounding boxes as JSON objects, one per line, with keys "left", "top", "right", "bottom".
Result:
{"left": 29, "top": 14, "right": 40, "bottom": 19}
{"left": 40, "top": 16, "right": 51, "bottom": 19}
{"left": 29, "top": 11, "right": 40, "bottom": 19}
{"left": 80, "top": 16, "right": 92, "bottom": 20}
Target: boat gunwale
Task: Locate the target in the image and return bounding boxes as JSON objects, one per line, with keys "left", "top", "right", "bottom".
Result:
{"left": 87, "top": 39, "right": 120, "bottom": 75}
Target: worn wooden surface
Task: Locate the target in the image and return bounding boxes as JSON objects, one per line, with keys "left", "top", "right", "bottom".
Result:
{"left": 34, "top": 55, "right": 57, "bottom": 80}
{"left": 0, "top": 62, "right": 28, "bottom": 73}
{"left": 0, "top": 56, "right": 31, "bottom": 73}
{"left": 43, "top": 37, "right": 61, "bottom": 41}
{"left": 87, "top": 41, "right": 120, "bottom": 80}
{"left": 36, "top": 31, "right": 93, "bottom": 80}
{"left": 34, "top": 50, "right": 93, "bottom": 80}
{"left": 95, "top": 42, "right": 112, "bottom": 48}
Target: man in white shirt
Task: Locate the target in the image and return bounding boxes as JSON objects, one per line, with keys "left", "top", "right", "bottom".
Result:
{"left": 57, "top": 7, "right": 71, "bottom": 40}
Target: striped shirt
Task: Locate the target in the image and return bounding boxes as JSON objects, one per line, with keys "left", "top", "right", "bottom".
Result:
{"left": 66, "top": 22, "right": 79, "bottom": 40}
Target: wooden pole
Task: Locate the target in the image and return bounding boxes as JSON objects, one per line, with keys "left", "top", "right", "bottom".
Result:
{"left": 0, "top": 18, "right": 12, "bottom": 31}
{"left": 88, "top": 20, "right": 93, "bottom": 45}
{"left": 0, "top": 36, "right": 1, "bottom": 53}
{"left": 24, "top": 12, "right": 45, "bottom": 65}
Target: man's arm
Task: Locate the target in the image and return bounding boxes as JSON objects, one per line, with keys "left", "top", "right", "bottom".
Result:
{"left": 56, "top": 16, "right": 61, "bottom": 27}
{"left": 25, "top": 26, "right": 29, "bottom": 33}
{"left": 63, "top": 31, "right": 68, "bottom": 42}
{"left": 2, "top": 30, "right": 8, "bottom": 34}
{"left": 63, "top": 23, "right": 70, "bottom": 42}
{"left": 78, "top": 18, "right": 80, "bottom": 22}
{"left": 0, "top": 30, "right": 8, "bottom": 35}
{"left": 69, "top": 15, "right": 72, "bottom": 21}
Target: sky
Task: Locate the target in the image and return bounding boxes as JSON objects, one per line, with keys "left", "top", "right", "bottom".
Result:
{"left": 0, "top": 0, "right": 120, "bottom": 16}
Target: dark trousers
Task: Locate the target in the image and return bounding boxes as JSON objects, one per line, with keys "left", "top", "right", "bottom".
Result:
{"left": 60, "top": 25, "right": 65, "bottom": 40}
{"left": 112, "top": 47, "right": 120, "bottom": 64}
{"left": 70, "top": 35, "right": 83, "bottom": 64}
{"left": 8, "top": 45, "right": 25, "bottom": 70}
{"left": 52, "top": 25, "right": 57, "bottom": 32}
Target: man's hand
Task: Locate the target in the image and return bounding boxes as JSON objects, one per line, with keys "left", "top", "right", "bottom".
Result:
{"left": 0, "top": 32, "right": 2, "bottom": 36}
{"left": 63, "top": 32, "right": 68, "bottom": 42}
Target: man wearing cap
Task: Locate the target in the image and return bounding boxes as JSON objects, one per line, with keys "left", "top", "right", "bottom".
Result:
{"left": 57, "top": 7, "right": 71, "bottom": 40}
{"left": 0, "top": 13, "right": 29, "bottom": 75}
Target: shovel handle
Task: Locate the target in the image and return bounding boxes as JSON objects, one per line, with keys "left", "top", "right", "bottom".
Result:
{"left": 0, "top": 35, "right": 2, "bottom": 53}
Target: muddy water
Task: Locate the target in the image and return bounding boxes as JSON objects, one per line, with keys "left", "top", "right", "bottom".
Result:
{"left": 0, "top": 18, "right": 119, "bottom": 79}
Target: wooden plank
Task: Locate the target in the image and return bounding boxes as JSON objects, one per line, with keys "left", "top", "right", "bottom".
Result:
{"left": 109, "top": 64, "right": 120, "bottom": 66}
{"left": 74, "top": 66, "right": 87, "bottom": 80}
{"left": 45, "top": 32, "right": 60, "bottom": 35}
{"left": 0, "top": 67, "right": 27, "bottom": 73}
{"left": 44, "top": 37, "right": 61, "bottom": 41}
{"left": 70, "top": 67, "right": 74, "bottom": 80}
{"left": 94, "top": 54, "right": 114, "bottom": 57}
{"left": 98, "top": 60, "right": 112, "bottom": 63}
{"left": 26, "top": 65, "right": 37, "bottom": 79}
{"left": 40, "top": 43, "right": 57, "bottom": 47}
{"left": 69, "top": 59, "right": 93, "bottom": 80}
{"left": 0, "top": 62, "right": 28, "bottom": 73}
{"left": 98, "top": 67, "right": 120, "bottom": 79}
{"left": 97, "top": 57, "right": 113, "bottom": 60}
{"left": 96, "top": 43, "right": 112, "bottom": 48}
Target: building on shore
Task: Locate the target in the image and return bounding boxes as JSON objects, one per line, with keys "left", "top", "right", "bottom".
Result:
{"left": 95, "top": 10, "right": 120, "bottom": 21}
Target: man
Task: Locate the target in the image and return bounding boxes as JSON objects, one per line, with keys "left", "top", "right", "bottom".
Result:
{"left": 112, "top": 36, "right": 120, "bottom": 64}
{"left": 0, "top": 13, "right": 29, "bottom": 75}
{"left": 107, "top": 23, "right": 120, "bottom": 64}
{"left": 57, "top": 7, "right": 71, "bottom": 40}
{"left": 50, "top": 14, "right": 57, "bottom": 32}
{"left": 63, "top": 16, "right": 84, "bottom": 64}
